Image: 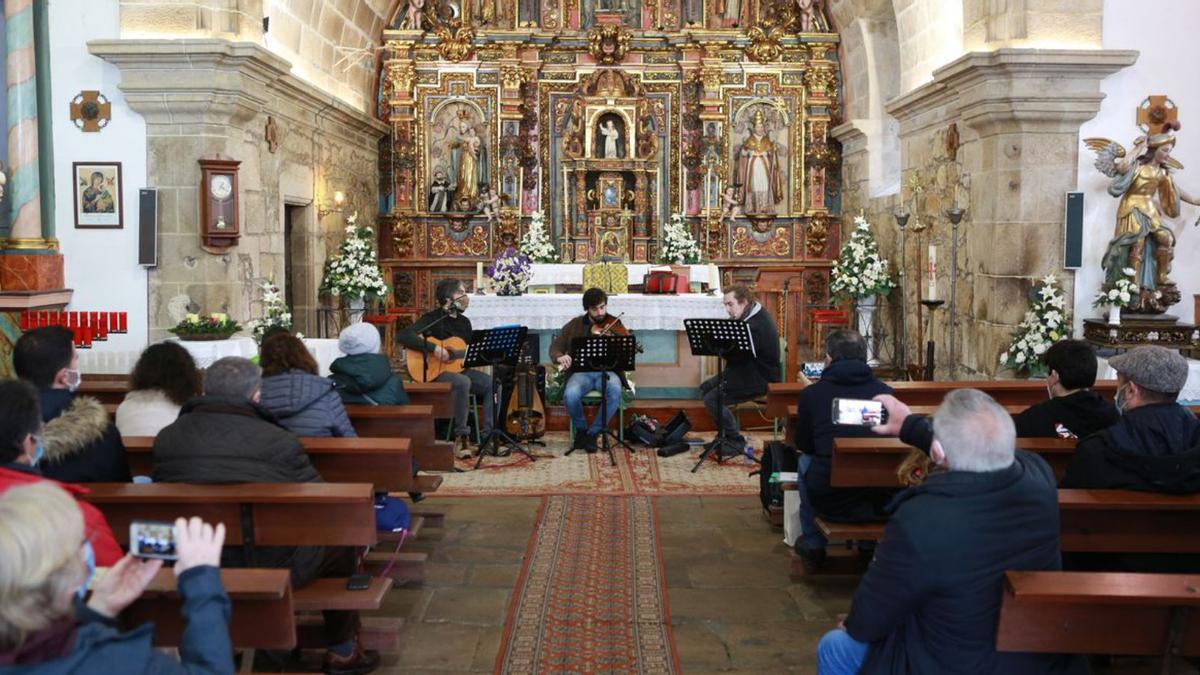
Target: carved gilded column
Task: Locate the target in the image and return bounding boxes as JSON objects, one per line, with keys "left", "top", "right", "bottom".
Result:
{"left": 385, "top": 39, "right": 418, "bottom": 213}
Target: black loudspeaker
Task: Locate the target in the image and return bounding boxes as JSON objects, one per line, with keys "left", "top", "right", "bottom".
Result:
{"left": 1064, "top": 191, "right": 1084, "bottom": 269}
{"left": 138, "top": 189, "right": 158, "bottom": 267}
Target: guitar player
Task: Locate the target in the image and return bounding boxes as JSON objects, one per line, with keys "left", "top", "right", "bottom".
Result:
{"left": 398, "top": 279, "right": 494, "bottom": 459}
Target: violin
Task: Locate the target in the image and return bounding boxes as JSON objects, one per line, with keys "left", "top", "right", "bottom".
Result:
{"left": 590, "top": 312, "right": 645, "bottom": 353}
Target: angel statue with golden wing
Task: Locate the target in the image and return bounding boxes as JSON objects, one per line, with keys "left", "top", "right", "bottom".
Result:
{"left": 1084, "top": 119, "right": 1200, "bottom": 314}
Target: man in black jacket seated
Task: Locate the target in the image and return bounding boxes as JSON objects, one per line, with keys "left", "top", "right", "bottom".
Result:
{"left": 153, "top": 357, "right": 379, "bottom": 675}
{"left": 1013, "top": 339, "right": 1118, "bottom": 438}
{"left": 1061, "top": 345, "right": 1200, "bottom": 572}
{"left": 817, "top": 390, "right": 1083, "bottom": 675}
{"left": 792, "top": 329, "right": 893, "bottom": 569}
{"left": 699, "top": 284, "right": 780, "bottom": 454}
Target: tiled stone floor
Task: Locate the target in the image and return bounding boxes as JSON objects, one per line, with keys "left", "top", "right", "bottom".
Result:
{"left": 373, "top": 495, "right": 851, "bottom": 673}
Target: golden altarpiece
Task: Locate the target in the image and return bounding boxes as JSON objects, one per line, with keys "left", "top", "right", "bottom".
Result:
{"left": 373, "top": 0, "right": 845, "bottom": 361}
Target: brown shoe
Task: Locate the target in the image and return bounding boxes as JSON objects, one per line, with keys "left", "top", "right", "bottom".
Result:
{"left": 454, "top": 435, "right": 472, "bottom": 460}
{"left": 322, "top": 641, "right": 380, "bottom": 675}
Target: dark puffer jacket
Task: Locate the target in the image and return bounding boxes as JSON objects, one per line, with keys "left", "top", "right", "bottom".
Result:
{"left": 259, "top": 369, "right": 357, "bottom": 437}
{"left": 152, "top": 397, "right": 319, "bottom": 484}
{"left": 1012, "top": 389, "right": 1119, "bottom": 438}
{"left": 37, "top": 389, "right": 130, "bottom": 484}
{"left": 329, "top": 353, "right": 409, "bottom": 406}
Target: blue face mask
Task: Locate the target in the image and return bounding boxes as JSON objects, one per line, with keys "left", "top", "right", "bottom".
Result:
{"left": 77, "top": 540, "right": 95, "bottom": 600}
{"left": 32, "top": 437, "right": 44, "bottom": 467}
{"left": 1115, "top": 383, "right": 1129, "bottom": 415}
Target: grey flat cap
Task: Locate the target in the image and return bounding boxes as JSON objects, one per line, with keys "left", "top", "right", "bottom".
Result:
{"left": 1108, "top": 345, "right": 1189, "bottom": 394}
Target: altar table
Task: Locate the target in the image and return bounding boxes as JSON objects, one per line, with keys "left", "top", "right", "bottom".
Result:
{"left": 465, "top": 293, "right": 727, "bottom": 331}
{"left": 526, "top": 263, "right": 718, "bottom": 289}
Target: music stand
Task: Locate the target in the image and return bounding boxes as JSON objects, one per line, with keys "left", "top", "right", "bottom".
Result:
{"left": 464, "top": 324, "right": 535, "bottom": 469}
{"left": 566, "top": 334, "right": 637, "bottom": 466}
{"left": 684, "top": 318, "right": 755, "bottom": 473}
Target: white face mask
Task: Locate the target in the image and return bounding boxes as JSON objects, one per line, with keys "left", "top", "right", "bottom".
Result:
{"left": 65, "top": 368, "right": 82, "bottom": 392}
{"left": 1115, "top": 383, "right": 1129, "bottom": 415}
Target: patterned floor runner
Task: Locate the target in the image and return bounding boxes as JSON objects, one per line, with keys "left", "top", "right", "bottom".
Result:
{"left": 439, "top": 431, "right": 764, "bottom": 496}
{"left": 496, "top": 495, "right": 680, "bottom": 674}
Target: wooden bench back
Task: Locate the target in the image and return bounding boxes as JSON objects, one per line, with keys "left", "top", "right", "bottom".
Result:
{"left": 80, "top": 482, "right": 377, "bottom": 548}
{"left": 126, "top": 568, "right": 296, "bottom": 649}
{"left": 1059, "top": 489, "right": 1200, "bottom": 554}
{"left": 997, "top": 570, "right": 1200, "bottom": 657}
{"left": 830, "top": 437, "right": 1076, "bottom": 487}
{"left": 766, "top": 379, "right": 1120, "bottom": 417}
{"left": 121, "top": 437, "right": 414, "bottom": 492}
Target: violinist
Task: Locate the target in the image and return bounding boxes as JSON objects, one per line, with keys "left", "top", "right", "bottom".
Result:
{"left": 549, "top": 288, "right": 631, "bottom": 452}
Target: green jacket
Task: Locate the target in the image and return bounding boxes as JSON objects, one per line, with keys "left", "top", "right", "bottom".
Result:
{"left": 329, "top": 354, "right": 410, "bottom": 405}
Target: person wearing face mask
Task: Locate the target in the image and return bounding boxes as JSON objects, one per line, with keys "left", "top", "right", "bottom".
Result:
{"left": 12, "top": 326, "right": 130, "bottom": 484}
{"left": 0, "top": 482, "right": 231, "bottom": 672}
{"left": 0, "top": 380, "right": 122, "bottom": 567}
{"left": 1012, "top": 339, "right": 1119, "bottom": 439}
{"left": 398, "top": 278, "right": 494, "bottom": 459}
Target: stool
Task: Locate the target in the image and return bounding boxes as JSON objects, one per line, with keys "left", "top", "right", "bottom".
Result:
{"left": 443, "top": 394, "right": 482, "bottom": 444}
{"left": 567, "top": 390, "right": 627, "bottom": 442}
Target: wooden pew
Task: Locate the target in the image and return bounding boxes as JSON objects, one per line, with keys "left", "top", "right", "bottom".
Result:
{"left": 830, "top": 437, "right": 1077, "bottom": 487}
{"left": 403, "top": 381, "right": 454, "bottom": 418}
{"left": 996, "top": 571, "right": 1200, "bottom": 659}
{"left": 120, "top": 436, "right": 425, "bottom": 493}
{"left": 79, "top": 379, "right": 130, "bottom": 406}
{"left": 766, "top": 379, "right": 1120, "bottom": 419}
{"left": 345, "top": 404, "right": 455, "bottom": 473}
{"left": 782, "top": 404, "right": 1024, "bottom": 446}
{"left": 125, "top": 568, "right": 297, "bottom": 649}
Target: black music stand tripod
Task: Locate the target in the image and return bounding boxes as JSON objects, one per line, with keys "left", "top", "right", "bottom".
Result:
{"left": 565, "top": 334, "right": 637, "bottom": 466}
{"left": 684, "top": 318, "right": 755, "bottom": 473}
{"left": 463, "top": 325, "right": 536, "bottom": 469}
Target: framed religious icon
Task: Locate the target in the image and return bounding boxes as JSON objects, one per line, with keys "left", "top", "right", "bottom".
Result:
{"left": 198, "top": 158, "right": 241, "bottom": 253}
{"left": 72, "top": 161, "right": 123, "bottom": 229}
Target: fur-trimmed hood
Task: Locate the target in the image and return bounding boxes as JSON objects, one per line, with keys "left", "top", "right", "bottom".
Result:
{"left": 41, "top": 395, "right": 110, "bottom": 464}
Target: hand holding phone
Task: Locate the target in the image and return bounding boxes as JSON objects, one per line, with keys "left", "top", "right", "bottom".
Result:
{"left": 130, "top": 520, "right": 179, "bottom": 561}
{"left": 831, "top": 398, "right": 889, "bottom": 426}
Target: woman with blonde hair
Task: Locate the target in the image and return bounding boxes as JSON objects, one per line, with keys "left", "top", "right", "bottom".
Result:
{"left": 0, "top": 482, "right": 230, "bottom": 672}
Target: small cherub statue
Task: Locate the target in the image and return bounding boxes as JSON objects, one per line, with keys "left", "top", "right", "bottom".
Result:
{"left": 720, "top": 184, "right": 741, "bottom": 224}
{"left": 478, "top": 185, "right": 502, "bottom": 224}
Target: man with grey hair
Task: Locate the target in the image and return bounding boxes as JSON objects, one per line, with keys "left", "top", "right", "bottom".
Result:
{"left": 153, "top": 356, "right": 380, "bottom": 673}
{"left": 816, "top": 389, "right": 1079, "bottom": 675}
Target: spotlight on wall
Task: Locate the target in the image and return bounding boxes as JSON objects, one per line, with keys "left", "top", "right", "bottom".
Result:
{"left": 318, "top": 190, "right": 346, "bottom": 218}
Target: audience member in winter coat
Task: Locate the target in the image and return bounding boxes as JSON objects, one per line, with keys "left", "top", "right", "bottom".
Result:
{"left": 13, "top": 327, "right": 129, "bottom": 483}
{"left": 258, "top": 333, "right": 357, "bottom": 437}
{"left": 0, "top": 482, "right": 231, "bottom": 673}
{"left": 1012, "top": 339, "right": 1118, "bottom": 439}
{"left": 115, "top": 342, "right": 202, "bottom": 438}
{"left": 329, "top": 323, "right": 409, "bottom": 406}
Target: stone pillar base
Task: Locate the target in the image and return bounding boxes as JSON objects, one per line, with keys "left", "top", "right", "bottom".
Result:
{"left": 0, "top": 251, "right": 66, "bottom": 291}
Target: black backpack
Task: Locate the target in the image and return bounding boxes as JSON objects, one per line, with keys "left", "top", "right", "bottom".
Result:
{"left": 626, "top": 411, "right": 692, "bottom": 447}
{"left": 758, "top": 441, "right": 798, "bottom": 512}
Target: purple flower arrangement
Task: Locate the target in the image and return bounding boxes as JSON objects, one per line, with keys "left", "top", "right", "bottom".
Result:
{"left": 487, "top": 247, "right": 532, "bottom": 296}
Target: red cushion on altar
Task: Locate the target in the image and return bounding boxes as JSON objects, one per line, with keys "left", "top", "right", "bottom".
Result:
{"left": 364, "top": 314, "right": 397, "bottom": 325}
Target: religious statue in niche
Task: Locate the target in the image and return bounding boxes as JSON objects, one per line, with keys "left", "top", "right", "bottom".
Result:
{"left": 1085, "top": 98, "right": 1200, "bottom": 314}
{"left": 401, "top": 0, "right": 428, "bottom": 29}
{"left": 582, "top": 0, "right": 640, "bottom": 29}
{"left": 595, "top": 114, "right": 626, "bottom": 159}
{"left": 794, "top": 0, "right": 825, "bottom": 32}
{"left": 429, "top": 170, "right": 451, "bottom": 212}
{"left": 478, "top": 185, "right": 503, "bottom": 223}
{"left": 734, "top": 107, "right": 786, "bottom": 219}
{"left": 517, "top": 0, "right": 540, "bottom": 26}
{"left": 446, "top": 110, "right": 490, "bottom": 210}
{"left": 683, "top": 0, "right": 704, "bottom": 26}
{"left": 715, "top": 0, "right": 743, "bottom": 29}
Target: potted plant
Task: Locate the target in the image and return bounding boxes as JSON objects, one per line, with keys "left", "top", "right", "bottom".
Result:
{"left": 1092, "top": 267, "right": 1138, "bottom": 326}
{"left": 169, "top": 313, "right": 242, "bottom": 341}
{"left": 488, "top": 246, "right": 532, "bottom": 296}
{"left": 320, "top": 212, "right": 389, "bottom": 322}
{"left": 829, "top": 214, "right": 896, "bottom": 364}
{"left": 249, "top": 278, "right": 293, "bottom": 343}
{"left": 1000, "top": 274, "right": 1070, "bottom": 377}
{"left": 519, "top": 211, "right": 558, "bottom": 263}
{"left": 659, "top": 213, "right": 702, "bottom": 265}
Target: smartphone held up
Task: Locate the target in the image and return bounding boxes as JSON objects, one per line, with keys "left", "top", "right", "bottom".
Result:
{"left": 831, "top": 398, "right": 888, "bottom": 427}
{"left": 130, "top": 520, "right": 179, "bottom": 561}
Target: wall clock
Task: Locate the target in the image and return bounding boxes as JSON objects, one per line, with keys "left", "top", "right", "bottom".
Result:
{"left": 198, "top": 158, "right": 241, "bottom": 253}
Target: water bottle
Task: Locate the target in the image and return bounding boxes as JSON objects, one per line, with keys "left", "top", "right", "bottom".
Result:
{"left": 743, "top": 444, "right": 756, "bottom": 465}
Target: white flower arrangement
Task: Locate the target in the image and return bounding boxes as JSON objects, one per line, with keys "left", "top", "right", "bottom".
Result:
{"left": 659, "top": 213, "right": 702, "bottom": 264}
{"left": 519, "top": 211, "right": 558, "bottom": 263}
{"left": 830, "top": 215, "right": 896, "bottom": 301}
{"left": 249, "top": 278, "right": 293, "bottom": 343}
{"left": 320, "top": 212, "right": 389, "bottom": 301}
{"left": 999, "top": 274, "right": 1071, "bottom": 377}
{"left": 1092, "top": 267, "right": 1139, "bottom": 310}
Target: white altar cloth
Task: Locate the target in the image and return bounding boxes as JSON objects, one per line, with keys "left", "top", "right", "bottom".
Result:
{"left": 1097, "top": 355, "right": 1200, "bottom": 404}
{"left": 527, "top": 263, "right": 718, "bottom": 289}
{"left": 465, "top": 293, "right": 727, "bottom": 331}
{"left": 169, "top": 337, "right": 257, "bottom": 369}
{"left": 303, "top": 338, "right": 345, "bottom": 377}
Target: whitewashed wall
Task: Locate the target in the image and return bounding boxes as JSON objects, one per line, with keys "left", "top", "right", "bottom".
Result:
{"left": 49, "top": 0, "right": 149, "bottom": 369}
{"left": 1073, "top": 0, "right": 1200, "bottom": 333}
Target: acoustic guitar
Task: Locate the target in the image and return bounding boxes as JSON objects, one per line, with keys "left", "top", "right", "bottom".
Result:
{"left": 405, "top": 336, "right": 468, "bottom": 383}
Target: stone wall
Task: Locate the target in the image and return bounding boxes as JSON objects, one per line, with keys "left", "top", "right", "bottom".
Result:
{"left": 962, "top": 0, "right": 1103, "bottom": 51}
{"left": 90, "top": 40, "right": 387, "bottom": 338}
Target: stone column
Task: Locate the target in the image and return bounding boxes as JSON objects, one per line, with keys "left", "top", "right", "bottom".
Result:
{"left": 5, "top": 0, "right": 42, "bottom": 244}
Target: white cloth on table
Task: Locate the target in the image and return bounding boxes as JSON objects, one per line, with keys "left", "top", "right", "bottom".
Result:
{"left": 303, "top": 338, "right": 345, "bottom": 377}
{"left": 528, "top": 263, "right": 717, "bottom": 289}
{"left": 168, "top": 337, "right": 257, "bottom": 369}
{"left": 464, "top": 293, "right": 728, "bottom": 330}
{"left": 1097, "top": 355, "right": 1200, "bottom": 404}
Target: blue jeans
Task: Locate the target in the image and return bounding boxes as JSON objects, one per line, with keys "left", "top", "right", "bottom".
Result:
{"left": 796, "top": 454, "right": 828, "bottom": 551}
{"left": 564, "top": 371, "right": 622, "bottom": 435}
{"left": 817, "top": 628, "right": 868, "bottom": 675}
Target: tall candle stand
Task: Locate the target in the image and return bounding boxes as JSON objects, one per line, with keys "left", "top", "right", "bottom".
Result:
{"left": 894, "top": 210, "right": 910, "bottom": 376}
{"left": 946, "top": 207, "right": 965, "bottom": 379}
{"left": 920, "top": 298, "right": 944, "bottom": 381}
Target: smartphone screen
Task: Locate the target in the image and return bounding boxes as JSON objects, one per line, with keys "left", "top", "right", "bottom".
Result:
{"left": 831, "top": 398, "right": 887, "bottom": 426}
{"left": 130, "top": 520, "right": 179, "bottom": 561}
